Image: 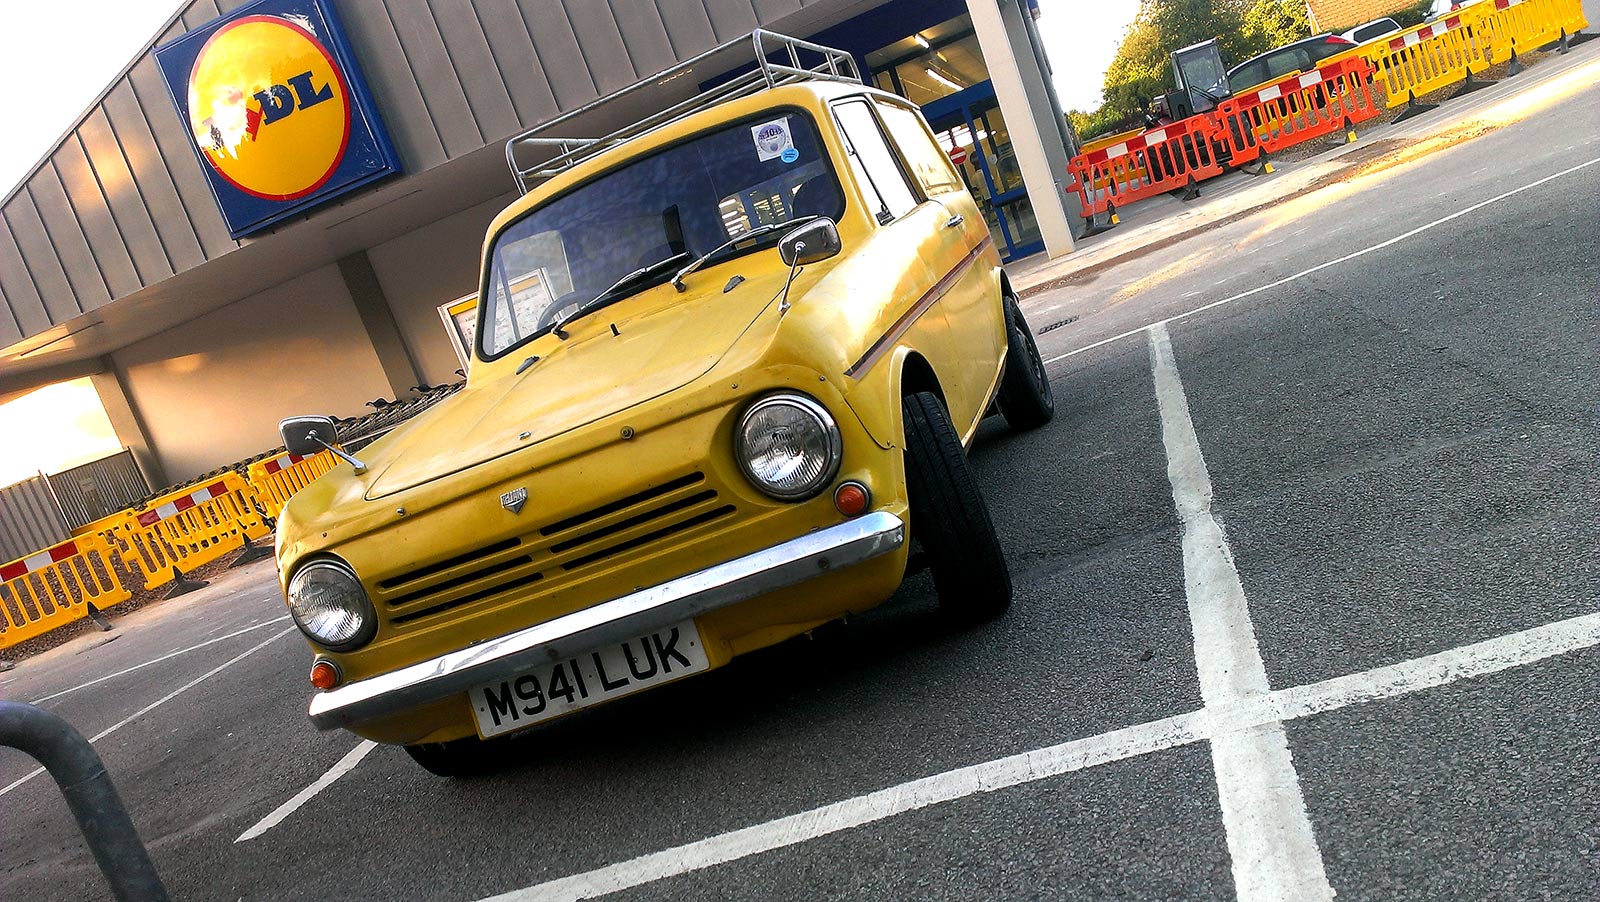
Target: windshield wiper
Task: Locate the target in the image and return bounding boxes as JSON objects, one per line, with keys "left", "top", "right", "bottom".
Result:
{"left": 670, "top": 218, "right": 816, "bottom": 292}
{"left": 552, "top": 252, "right": 690, "bottom": 339}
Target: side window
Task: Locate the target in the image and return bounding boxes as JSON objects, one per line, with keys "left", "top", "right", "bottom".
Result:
{"left": 833, "top": 99, "right": 918, "bottom": 224}
{"left": 874, "top": 101, "right": 962, "bottom": 196}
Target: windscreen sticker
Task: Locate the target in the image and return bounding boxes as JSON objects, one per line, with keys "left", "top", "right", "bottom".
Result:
{"left": 779, "top": 147, "right": 800, "bottom": 164}
{"left": 752, "top": 118, "right": 795, "bottom": 162}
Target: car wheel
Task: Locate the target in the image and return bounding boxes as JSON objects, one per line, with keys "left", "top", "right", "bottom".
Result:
{"left": 997, "top": 295, "right": 1055, "bottom": 431}
{"left": 902, "top": 391, "right": 1012, "bottom": 624}
{"left": 404, "top": 737, "right": 486, "bottom": 777}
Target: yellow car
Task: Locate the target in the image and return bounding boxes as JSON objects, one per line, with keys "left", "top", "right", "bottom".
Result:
{"left": 274, "top": 32, "right": 1054, "bottom": 776}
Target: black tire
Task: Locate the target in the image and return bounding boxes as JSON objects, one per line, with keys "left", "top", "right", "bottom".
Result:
{"left": 996, "top": 295, "right": 1055, "bottom": 431}
{"left": 902, "top": 391, "right": 1011, "bottom": 624}
{"left": 404, "top": 737, "right": 486, "bottom": 777}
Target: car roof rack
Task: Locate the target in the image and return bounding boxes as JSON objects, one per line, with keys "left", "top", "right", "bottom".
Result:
{"left": 504, "top": 29, "right": 862, "bottom": 195}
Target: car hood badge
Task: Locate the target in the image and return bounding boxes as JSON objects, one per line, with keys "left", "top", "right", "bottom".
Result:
{"left": 500, "top": 487, "right": 528, "bottom": 514}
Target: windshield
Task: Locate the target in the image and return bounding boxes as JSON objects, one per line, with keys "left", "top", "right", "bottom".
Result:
{"left": 479, "top": 112, "right": 844, "bottom": 359}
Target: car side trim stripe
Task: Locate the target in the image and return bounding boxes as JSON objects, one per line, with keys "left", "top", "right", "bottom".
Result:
{"left": 845, "top": 235, "right": 994, "bottom": 380}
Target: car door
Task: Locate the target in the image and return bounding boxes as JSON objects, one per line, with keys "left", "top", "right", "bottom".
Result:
{"left": 872, "top": 97, "right": 1003, "bottom": 435}
{"left": 831, "top": 96, "right": 992, "bottom": 438}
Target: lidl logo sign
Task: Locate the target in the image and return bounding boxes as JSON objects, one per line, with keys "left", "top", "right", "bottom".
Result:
{"left": 189, "top": 16, "right": 349, "bottom": 200}
{"left": 156, "top": 0, "right": 398, "bottom": 238}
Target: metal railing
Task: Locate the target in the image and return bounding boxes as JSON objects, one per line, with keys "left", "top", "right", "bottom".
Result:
{"left": 0, "top": 702, "right": 168, "bottom": 901}
{"left": 505, "top": 29, "right": 860, "bottom": 193}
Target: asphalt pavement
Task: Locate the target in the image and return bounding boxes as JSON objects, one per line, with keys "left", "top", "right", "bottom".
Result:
{"left": 1, "top": 51, "right": 1596, "bottom": 902}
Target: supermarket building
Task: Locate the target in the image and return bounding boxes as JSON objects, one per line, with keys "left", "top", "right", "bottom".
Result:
{"left": 0, "top": 0, "right": 1080, "bottom": 489}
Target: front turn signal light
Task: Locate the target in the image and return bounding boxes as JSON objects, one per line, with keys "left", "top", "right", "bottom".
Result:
{"left": 310, "top": 660, "right": 341, "bottom": 691}
{"left": 834, "top": 481, "right": 870, "bottom": 518}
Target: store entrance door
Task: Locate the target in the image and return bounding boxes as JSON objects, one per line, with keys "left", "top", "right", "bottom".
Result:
{"left": 922, "top": 81, "right": 1044, "bottom": 262}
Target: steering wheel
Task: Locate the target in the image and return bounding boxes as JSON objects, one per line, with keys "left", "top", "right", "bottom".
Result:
{"left": 537, "top": 289, "right": 589, "bottom": 332}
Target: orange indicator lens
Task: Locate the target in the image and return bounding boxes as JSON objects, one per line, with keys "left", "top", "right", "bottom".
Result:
{"left": 310, "top": 660, "right": 340, "bottom": 690}
{"left": 833, "top": 482, "right": 870, "bottom": 517}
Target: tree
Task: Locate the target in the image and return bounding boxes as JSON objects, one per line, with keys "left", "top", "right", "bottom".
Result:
{"left": 1238, "top": 0, "right": 1312, "bottom": 55}
{"left": 1095, "top": 0, "right": 1312, "bottom": 124}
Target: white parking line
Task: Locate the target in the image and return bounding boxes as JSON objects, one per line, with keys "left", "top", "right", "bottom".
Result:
{"left": 480, "top": 713, "right": 1211, "bottom": 902}
{"left": 28, "top": 616, "right": 291, "bottom": 705}
{"left": 236, "top": 739, "right": 377, "bottom": 843}
{"left": 0, "top": 626, "right": 295, "bottom": 798}
{"left": 1148, "top": 323, "right": 1332, "bottom": 901}
{"left": 475, "top": 611, "right": 1599, "bottom": 901}
{"left": 1042, "top": 155, "right": 1600, "bottom": 366}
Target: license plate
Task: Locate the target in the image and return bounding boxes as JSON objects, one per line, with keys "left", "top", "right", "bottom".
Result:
{"left": 470, "top": 621, "right": 708, "bottom": 738}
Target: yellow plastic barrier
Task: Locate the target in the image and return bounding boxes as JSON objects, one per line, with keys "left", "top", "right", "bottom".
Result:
{"left": 1377, "top": 7, "right": 1495, "bottom": 106}
{"left": 0, "top": 534, "right": 131, "bottom": 649}
{"left": 1081, "top": 127, "right": 1146, "bottom": 156}
{"left": 247, "top": 448, "right": 340, "bottom": 519}
{"left": 114, "top": 472, "right": 271, "bottom": 590}
{"left": 1477, "top": 0, "right": 1590, "bottom": 64}
{"left": 1331, "top": 4, "right": 1497, "bottom": 108}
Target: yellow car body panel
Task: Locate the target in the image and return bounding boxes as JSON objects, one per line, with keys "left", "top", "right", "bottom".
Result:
{"left": 277, "top": 81, "right": 1010, "bottom": 746}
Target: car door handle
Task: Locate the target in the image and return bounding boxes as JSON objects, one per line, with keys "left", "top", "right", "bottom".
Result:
{"left": 944, "top": 214, "right": 964, "bottom": 229}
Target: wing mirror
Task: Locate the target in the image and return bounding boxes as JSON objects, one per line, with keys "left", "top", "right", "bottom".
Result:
{"left": 778, "top": 218, "right": 841, "bottom": 267}
{"left": 280, "top": 415, "right": 367, "bottom": 473}
{"left": 776, "top": 218, "right": 841, "bottom": 316}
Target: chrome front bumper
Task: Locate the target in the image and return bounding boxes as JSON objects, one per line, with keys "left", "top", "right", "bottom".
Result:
{"left": 307, "top": 511, "right": 906, "bottom": 730}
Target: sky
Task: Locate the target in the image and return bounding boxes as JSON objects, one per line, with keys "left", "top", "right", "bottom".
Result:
{"left": 0, "top": 0, "right": 1141, "bottom": 485}
{"left": 0, "top": 379, "right": 122, "bottom": 487}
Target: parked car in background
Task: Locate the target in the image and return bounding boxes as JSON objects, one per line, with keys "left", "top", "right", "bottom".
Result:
{"left": 1426, "top": 1, "right": 1465, "bottom": 23}
{"left": 1226, "top": 33, "right": 1357, "bottom": 93}
{"left": 1340, "top": 17, "right": 1402, "bottom": 44}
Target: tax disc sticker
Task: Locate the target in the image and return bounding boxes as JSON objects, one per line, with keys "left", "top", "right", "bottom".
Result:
{"left": 779, "top": 147, "right": 800, "bottom": 164}
{"left": 752, "top": 118, "right": 794, "bottom": 161}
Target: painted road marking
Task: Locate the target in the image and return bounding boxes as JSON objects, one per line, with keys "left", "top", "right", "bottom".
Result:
{"left": 475, "top": 612, "right": 1598, "bottom": 901}
{"left": 480, "top": 713, "right": 1211, "bottom": 902}
{"left": 236, "top": 739, "right": 377, "bottom": 843}
{"left": 28, "top": 616, "right": 291, "bottom": 705}
{"left": 1148, "top": 323, "right": 1332, "bottom": 901}
{"left": 1042, "top": 155, "right": 1600, "bottom": 366}
{"left": 0, "top": 627, "right": 295, "bottom": 798}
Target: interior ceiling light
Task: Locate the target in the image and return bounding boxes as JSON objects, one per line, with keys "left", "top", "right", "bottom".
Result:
{"left": 913, "top": 34, "right": 930, "bottom": 49}
{"left": 925, "top": 67, "right": 964, "bottom": 92}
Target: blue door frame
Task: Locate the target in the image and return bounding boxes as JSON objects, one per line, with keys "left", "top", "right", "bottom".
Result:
{"left": 922, "top": 83, "right": 1045, "bottom": 262}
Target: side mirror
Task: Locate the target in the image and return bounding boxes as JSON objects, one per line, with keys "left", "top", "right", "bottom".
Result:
{"left": 280, "top": 415, "right": 367, "bottom": 473}
{"left": 778, "top": 218, "right": 841, "bottom": 267}
{"left": 281, "top": 415, "right": 337, "bottom": 457}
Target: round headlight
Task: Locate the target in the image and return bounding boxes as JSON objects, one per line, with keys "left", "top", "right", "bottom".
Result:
{"left": 736, "top": 393, "right": 843, "bottom": 500}
{"left": 286, "top": 559, "right": 376, "bottom": 651}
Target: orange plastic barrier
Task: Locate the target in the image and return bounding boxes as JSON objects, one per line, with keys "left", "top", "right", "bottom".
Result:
{"left": 114, "top": 472, "right": 271, "bottom": 590}
{"left": 246, "top": 448, "right": 340, "bottom": 519}
{"left": 0, "top": 534, "right": 131, "bottom": 649}
{"left": 1069, "top": 114, "right": 1226, "bottom": 220}
{"left": 1214, "top": 55, "right": 1383, "bottom": 165}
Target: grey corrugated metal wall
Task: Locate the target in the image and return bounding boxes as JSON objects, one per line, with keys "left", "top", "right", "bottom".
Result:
{"left": 0, "top": 0, "right": 836, "bottom": 354}
{"left": 0, "top": 475, "right": 71, "bottom": 564}
{"left": 47, "top": 449, "right": 150, "bottom": 529}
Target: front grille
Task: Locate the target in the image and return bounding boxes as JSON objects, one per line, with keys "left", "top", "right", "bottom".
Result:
{"left": 372, "top": 471, "right": 738, "bottom": 626}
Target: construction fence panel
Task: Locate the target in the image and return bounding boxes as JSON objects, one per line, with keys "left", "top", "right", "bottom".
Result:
{"left": 1477, "top": 0, "right": 1590, "bottom": 63}
{"left": 1336, "top": 6, "right": 1498, "bottom": 108}
{"left": 114, "top": 472, "right": 271, "bottom": 591}
{"left": 48, "top": 450, "right": 150, "bottom": 531}
{"left": 0, "top": 534, "right": 131, "bottom": 650}
{"left": 1214, "top": 56, "right": 1383, "bottom": 164}
{"left": 246, "top": 449, "right": 340, "bottom": 519}
{"left": 1069, "top": 114, "right": 1226, "bottom": 219}
{"left": 0, "top": 476, "right": 72, "bottom": 565}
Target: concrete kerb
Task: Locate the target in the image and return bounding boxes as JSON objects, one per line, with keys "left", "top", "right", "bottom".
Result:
{"left": 1015, "top": 42, "right": 1600, "bottom": 299}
